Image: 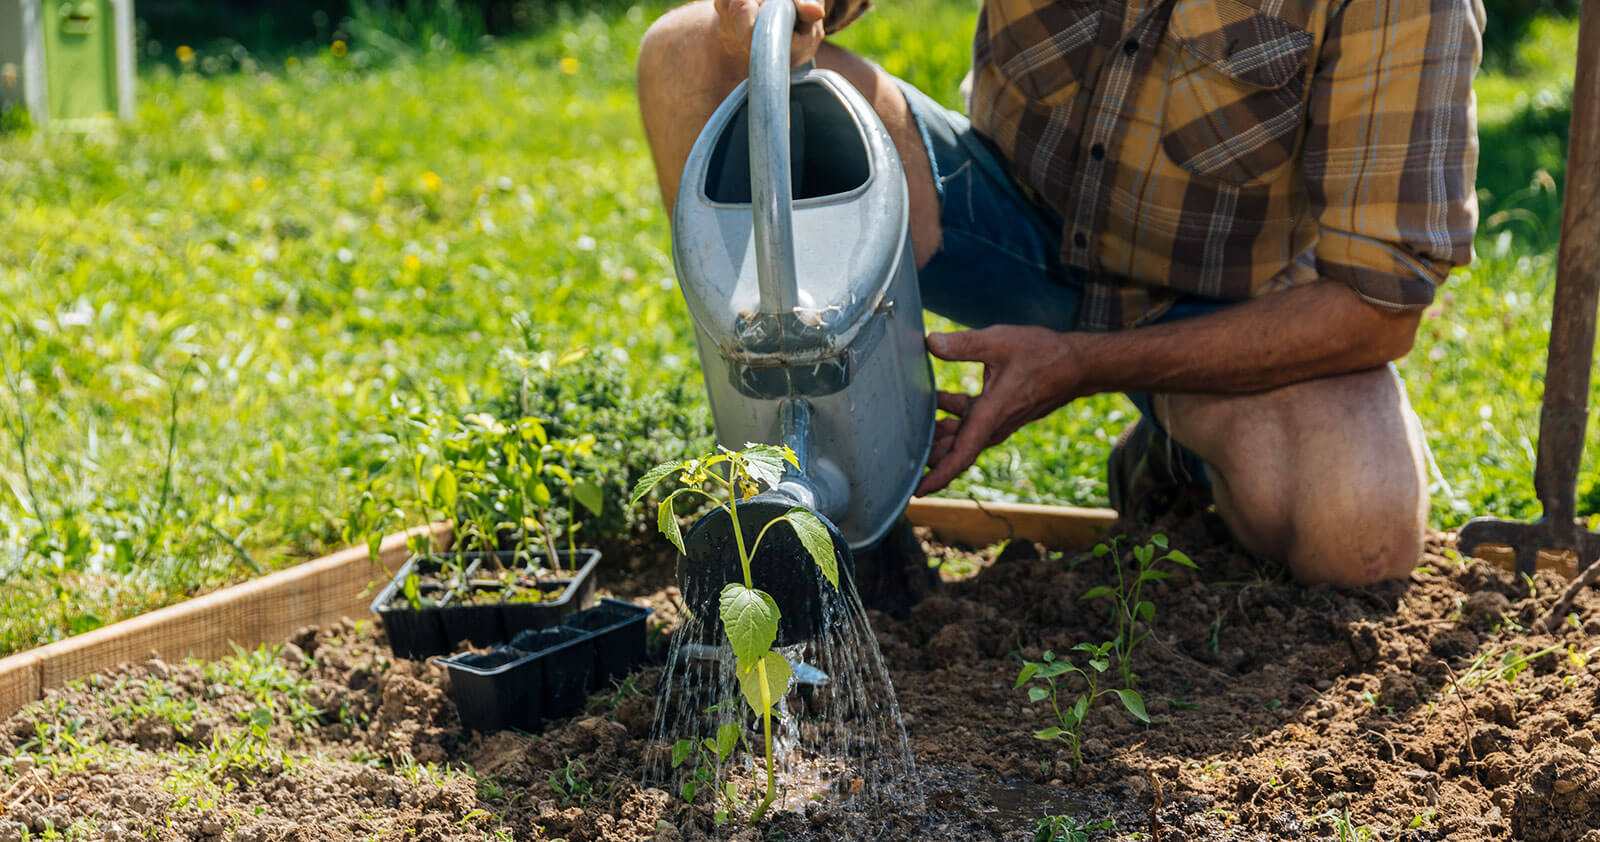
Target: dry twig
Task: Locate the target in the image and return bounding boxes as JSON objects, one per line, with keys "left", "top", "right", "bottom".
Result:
{"left": 1538, "top": 561, "right": 1600, "bottom": 632}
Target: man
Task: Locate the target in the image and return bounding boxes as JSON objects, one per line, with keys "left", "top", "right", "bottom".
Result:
{"left": 637, "top": 0, "right": 1482, "bottom": 586}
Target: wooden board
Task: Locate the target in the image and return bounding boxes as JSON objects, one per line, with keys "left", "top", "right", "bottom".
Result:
{"left": 0, "top": 523, "right": 447, "bottom": 719}
{"left": 905, "top": 498, "right": 1118, "bottom": 550}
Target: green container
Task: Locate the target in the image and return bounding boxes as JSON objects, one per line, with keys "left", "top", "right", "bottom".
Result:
{"left": 0, "top": 0, "right": 135, "bottom": 129}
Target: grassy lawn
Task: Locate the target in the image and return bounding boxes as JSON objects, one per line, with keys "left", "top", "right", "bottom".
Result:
{"left": 0, "top": 1, "right": 1592, "bottom": 654}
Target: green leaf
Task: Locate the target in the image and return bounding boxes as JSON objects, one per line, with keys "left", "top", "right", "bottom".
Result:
{"left": 531, "top": 481, "right": 552, "bottom": 508}
{"left": 715, "top": 721, "right": 740, "bottom": 761}
{"left": 737, "top": 650, "right": 791, "bottom": 716}
{"left": 739, "top": 445, "right": 788, "bottom": 490}
{"left": 1015, "top": 662, "right": 1040, "bottom": 688}
{"left": 783, "top": 508, "right": 838, "bottom": 590}
{"left": 1114, "top": 689, "right": 1150, "bottom": 723}
{"left": 657, "top": 499, "right": 685, "bottom": 555}
{"left": 719, "top": 583, "right": 780, "bottom": 665}
{"left": 1034, "top": 727, "right": 1064, "bottom": 741}
{"left": 1092, "top": 543, "right": 1110, "bottom": 557}
{"left": 629, "top": 461, "right": 683, "bottom": 506}
{"left": 680, "top": 780, "right": 697, "bottom": 802}
{"left": 573, "top": 479, "right": 603, "bottom": 515}
{"left": 1080, "top": 585, "right": 1116, "bottom": 601}
{"left": 1137, "top": 601, "right": 1155, "bottom": 622}
{"left": 1027, "top": 686, "right": 1049, "bottom": 703}
{"left": 671, "top": 739, "right": 694, "bottom": 768}
{"left": 1089, "top": 658, "right": 1109, "bottom": 673}
{"left": 1152, "top": 534, "right": 1168, "bottom": 549}
{"left": 435, "top": 466, "right": 458, "bottom": 514}
{"left": 1165, "top": 549, "right": 1197, "bottom": 568}
{"left": 1070, "top": 695, "right": 1088, "bottom": 724}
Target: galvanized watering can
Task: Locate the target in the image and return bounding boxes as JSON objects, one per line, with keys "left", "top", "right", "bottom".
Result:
{"left": 671, "top": 0, "right": 935, "bottom": 644}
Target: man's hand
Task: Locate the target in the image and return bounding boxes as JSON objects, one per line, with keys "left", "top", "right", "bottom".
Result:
{"left": 714, "top": 0, "right": 828, "bottom": 67}
{"left": 917, "top": 327, "right": 1081, "bottom": 495}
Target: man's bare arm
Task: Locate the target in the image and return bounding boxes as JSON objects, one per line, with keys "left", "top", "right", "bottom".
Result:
{"left": 916, "top": 279, "right": 1423, "bottom": 494}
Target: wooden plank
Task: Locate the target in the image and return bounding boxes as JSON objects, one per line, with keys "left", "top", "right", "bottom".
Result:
{"left": 4, "top": 523, "right": 448, "bottom": 720}
{"left": 905, "top": 498, "right": 1118, "bottom": 550}
{"left": 0, "top": 652, "right": 42, "bottom": 718}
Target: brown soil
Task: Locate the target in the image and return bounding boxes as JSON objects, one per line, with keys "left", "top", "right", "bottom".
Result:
{"left": 4, "top": 521, "right": 1599, "bottom": 841}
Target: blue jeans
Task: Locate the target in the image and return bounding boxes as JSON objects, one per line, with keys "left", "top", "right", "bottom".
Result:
{"left": 898, "top": 81, "right": 1225, "bottom": 482}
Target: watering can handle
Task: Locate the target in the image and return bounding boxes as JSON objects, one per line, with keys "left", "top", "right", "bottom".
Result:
{"left": 749, "top": 0, "right": 801, "bottom": 316}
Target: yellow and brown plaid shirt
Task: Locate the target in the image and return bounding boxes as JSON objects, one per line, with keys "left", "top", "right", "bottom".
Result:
{"left": 830, "top": 0, "right": 1484, "bottom": 330}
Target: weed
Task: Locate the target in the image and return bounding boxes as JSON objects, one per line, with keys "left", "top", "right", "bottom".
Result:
{"left": 1034, "top": 814, "right": 1114, "bottom": 842}
{"left": 634, "top": 444, "right": 838, "bottom": 824}
{"left": 1079, "top": 534, "right": 1195, "bottom": 689}
{"left": 1320, "top": 805, "right": 1380, "bottom": 841}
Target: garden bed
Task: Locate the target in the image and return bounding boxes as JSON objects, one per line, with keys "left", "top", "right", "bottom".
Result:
{"left": 3, "top": 515, "right": 1598, "bottom": 841}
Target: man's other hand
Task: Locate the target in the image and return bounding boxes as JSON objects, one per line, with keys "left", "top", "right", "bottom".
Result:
{"left": 714, "top": 0, "right": 827, "bottom": 67}
{"left": 916, "top": 326, "right": 1080, "bottom": 496}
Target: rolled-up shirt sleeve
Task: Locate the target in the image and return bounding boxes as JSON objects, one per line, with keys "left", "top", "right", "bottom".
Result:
{"left": 823, "top": 0, "right": 873, "bottom": 34}
{"left": 1302, "top": 0, "right": 1484, "bottom": 310}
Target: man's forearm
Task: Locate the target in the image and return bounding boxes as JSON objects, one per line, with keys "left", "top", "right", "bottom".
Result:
{"left": 1064, "top": 280, "right": 1423, "bottom": 398}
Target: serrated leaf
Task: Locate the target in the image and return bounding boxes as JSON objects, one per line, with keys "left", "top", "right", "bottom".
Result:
{"left": 715, "top": 721, "right": 740, "bottom": 761}
{"left": 1115, "top": 689, "right": 1150, "bottom": 722}
{"left": 719, "top": 583, "right": 780, "bottom": 665}
{"left": 1027, "top": 686, "right": 1049, "bottom": 703}
{"left": 658, "top": 499, "right": 685, "bottom": 555}
{"left": 783, "top": 508, "right": 838, "bottom": 590}
{"left": 1080, "top": 585, "right": 1116, "bottom": 601}
{"left": 573, "top": 479, "right": 603, "bottom": 515}
{"left": 629, "top": 461, "right": 683, "bottom": 506}
{"left": 737, "top": 650, "right": 791, "bottom": 716}
{"left": 1034, "top": 727, "right": 1064, "bottom": 741}
{"left": 1165, "top": 549, "right": 1197, "bottom": 568}
{"left": 739, "top": 445, "right": 788, "bottom": 490}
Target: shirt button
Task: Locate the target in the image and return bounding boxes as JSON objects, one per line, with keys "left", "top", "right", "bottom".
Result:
{"left": 1090, "top": 143, "right": 1106, "bottom": 161}
{"left": 1124, "top": 39, "right": 1140, "bottom": 56}
{"left": 1073, "top": 232, "right": 1088, "bottom": 248}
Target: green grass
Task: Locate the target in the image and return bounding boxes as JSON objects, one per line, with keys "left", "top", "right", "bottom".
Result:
{"left": 0, "top": 2, "right": 1592, "bottom": 654}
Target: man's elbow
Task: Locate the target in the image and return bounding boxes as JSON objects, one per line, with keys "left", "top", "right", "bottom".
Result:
{"left": 1371, "top": 310, "right": 1420, "bottom": 364}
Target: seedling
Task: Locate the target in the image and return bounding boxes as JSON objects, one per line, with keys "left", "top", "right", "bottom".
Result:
{"left": 1016, "top": 646, "right": 1148, "bottom": 773}
{"left": 1034, "top": 814, "right": 1115, "bottom": 842}
{"left": 671, "top": 721, "right": 743, "bottom": 825}
{"left": 549, "top": 757, "right": 612, "bottom": 807}
{"left": 1079, "top": 535, "right": 1195, "bottom": 689}
{"left": 632, "top": 444, "right": 838, "bottom": 824}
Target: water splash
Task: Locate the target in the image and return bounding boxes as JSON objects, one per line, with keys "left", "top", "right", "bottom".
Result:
{"left": 647, "top": 570, "right": 920, "bottom": 831}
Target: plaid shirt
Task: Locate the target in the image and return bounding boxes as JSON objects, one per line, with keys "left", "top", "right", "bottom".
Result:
{"left": 830, "top": 0, "right": 1483, "bottom": 330}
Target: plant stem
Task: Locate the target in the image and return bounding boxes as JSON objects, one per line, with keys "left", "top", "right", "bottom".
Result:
{"left": 727, "top": 483, "right": 753, "bottom": 588}
{"left": 750, "top": 663, "right": 778, "bottom": 824}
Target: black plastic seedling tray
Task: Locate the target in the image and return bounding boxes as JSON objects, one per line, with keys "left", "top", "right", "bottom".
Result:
{"left": 371, "top": 549, "right": 601, "bottom": 660}
{"left": 442, "top": 598, "right": 654, "bottom": 733}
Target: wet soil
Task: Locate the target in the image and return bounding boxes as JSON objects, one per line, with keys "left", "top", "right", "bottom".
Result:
{"left": 4, "top": 519, "right": 1599, "bottom": 841}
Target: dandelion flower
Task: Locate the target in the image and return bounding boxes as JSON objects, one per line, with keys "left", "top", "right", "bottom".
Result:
{"left": 422, "top": 171, "right": 442, "bottom": 192}
{"left": 403, "top": 254, "right": 422, "bottom": 273}
{"left": 559, "top": 57, "right": 579, "bottom": 75}
{"left": 331, "top": 40, "right": 348, "bottom": 58}
{"left": 176, "top": 45, "right": 195, "bottom": 63}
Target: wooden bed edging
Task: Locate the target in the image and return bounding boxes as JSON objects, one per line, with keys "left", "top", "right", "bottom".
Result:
{"left": 0, "top": 523, "right": 449, "bottom": 720}
{"left": 0, "top": 501, "right": 1119, "bottom": 720}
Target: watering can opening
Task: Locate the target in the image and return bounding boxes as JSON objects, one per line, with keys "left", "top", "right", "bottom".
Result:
{"left": 702, "top": 82, "right": 873, "bottom": 206}
{"left": 677, "top": 492, "right": 854, "bottom": 647}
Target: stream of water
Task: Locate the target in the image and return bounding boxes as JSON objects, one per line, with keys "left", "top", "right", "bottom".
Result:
{"left": 646, "top": 570, "right": 921, "bottom": 830}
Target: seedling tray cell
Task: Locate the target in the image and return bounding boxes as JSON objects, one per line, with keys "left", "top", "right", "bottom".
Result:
{"left": 563, "top": 598, "right": 653, "bottom": 688}
{"left": 444, "top": 649, "right": 545, "bottom": 733}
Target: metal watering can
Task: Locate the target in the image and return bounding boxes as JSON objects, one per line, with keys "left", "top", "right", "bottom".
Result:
{"left": 671, "top": 0, "right": 935, "bottom": 644}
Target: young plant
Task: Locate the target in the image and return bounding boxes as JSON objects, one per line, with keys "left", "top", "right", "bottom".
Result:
{"left": 671, "top": 721, "right": 743, "bottom": 826}
{"left": 1079, "top": 534, "right": 1195, "bottom": 689}
{"left": 631, "top": 444, "right": 838, "bottom": 825}
{"left": 1034, "top": 814, "right": 1115, "bottom": 842}
{"left": 1016, "top": 646, "right": 1148, "bottom": 773}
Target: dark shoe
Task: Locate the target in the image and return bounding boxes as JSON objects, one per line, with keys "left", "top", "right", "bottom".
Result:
{"left": 1106, "top": 417, "right": 1211, "bottom": 523}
